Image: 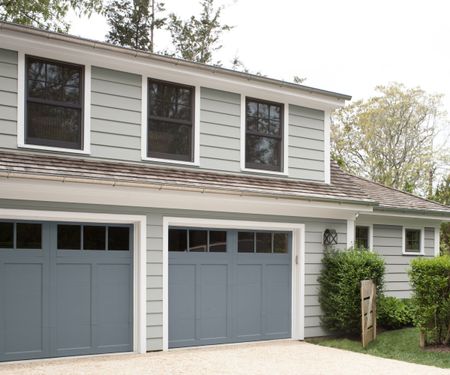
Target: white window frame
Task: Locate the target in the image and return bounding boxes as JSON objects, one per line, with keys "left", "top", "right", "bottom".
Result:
{"left": 17, "top": 51, "right": 91, "bottom": 155}
{"left": 240, "top": 95, "right": 289, "bottom": 176}
{"left": 402, "top": 226, "right": 425, "bottom": 255}
{"left": 140, "top": 76, "right": 200, "bottom": 166}
{"left": 0, "top": 208, "right": 147, "bottom": 355}
{"left": 162, "top": 217, "right": 305, "bottom": 351}
{"left": 355, "top": 224, "right": 373, "bottom": 251}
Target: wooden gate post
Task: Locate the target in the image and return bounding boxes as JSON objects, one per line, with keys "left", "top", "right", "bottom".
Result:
{"left": 361, "top": 279, "right": 377, "bottom": 348}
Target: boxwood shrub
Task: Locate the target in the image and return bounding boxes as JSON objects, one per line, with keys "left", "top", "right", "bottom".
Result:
{"left": 409, "top": 256, "right": 450, "bottom": 345}
{"left": 318, "top": 248, "right": 385, "bottom": 335}
{"left": 378, "top": 296, "right": 414, "bottom": 330}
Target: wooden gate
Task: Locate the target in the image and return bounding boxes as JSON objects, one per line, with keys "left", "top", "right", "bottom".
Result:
{"left": 361, "top": 279, "right": 377, "bottom": 348}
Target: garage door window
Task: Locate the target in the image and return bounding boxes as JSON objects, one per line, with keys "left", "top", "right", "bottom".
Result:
{"left": 57, "top": 224, "right": 130, "bottom": 251}
{"left": 238, "top": 231, "right": 288, "bottom": 254}
{"left": 169, "top": 229, "right": 227, "bottom": 253}
{"left": 0, "top": 222, "right": 42, "bottom": 249}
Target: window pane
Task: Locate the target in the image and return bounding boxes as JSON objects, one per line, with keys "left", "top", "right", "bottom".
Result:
{"left": 246, "top": 101, "right": 257, "bottom": 117}
{"left": 256, "top": 232, "right": 272, "bottom": 253}
{"left": 27, "top": 60, "right": 46, "bottom": 81}
{"left": 108, "top": 227, "right": 130, "bottom": 251}
{"left": 57, "top": 224, "right": 81, "bottom": 250}
{"left": 148, "top": 81, "right": 193, "bottom": 121}
{"left": 27, "top": 103, "right": 82, "bottom": 149}
{"left": 83, "top": 226, "right": 106, "bottom": 250}
{"left": 16, "top": 223, "right": 41, "bottom": 249}
{"left": 169, "top": 229, "right": 187, "bottom": 252}
{"left": 355, "top": 226, "right": 369, "bottom": 249}
{"left": 209, "top": 231, "right": 227, "bottom": 252}
{"left": 246, "top": 135, "right": 281, "bottom": 169}
{"left": 258, "top": 103, "right": 269, "bottom": 119}
{"left": 238, "top": 232, "right": 254, "bottom": 253}
{"left": 269, "top": 105, "right": 281, "bottom": 121}
{"left": 274, "top": 233, "right": 288, "bottom": 253}
{"left": 0, "top": 222, "right": 14, "bottom": 248}
{"left": 189, "top": 230, "right": 207, "bottom": 252}
{"left": 405, "top": 229, "right": 421, "bottom": 252}
{"left": 28, "top": 79, "right": 46, "bottom": 99}
{"left": 148, "top": 120, "right": 192, "bottom": 160}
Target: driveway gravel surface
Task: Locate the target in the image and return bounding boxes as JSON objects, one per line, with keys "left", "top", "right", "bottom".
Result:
{"left": 0, "top": 340, "right": 448, "bottom": 375}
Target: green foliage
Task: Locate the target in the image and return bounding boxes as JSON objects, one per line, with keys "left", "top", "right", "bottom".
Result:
{"left": 430, "top": 175, "right": 450, "bottom": 255}
{"left": 105, "top": 0, "right": 165, "bottom": 52}
{"left": 0, "top": 0, "right": 102, "bottom": 32}
{"left": 409, "top": 256, "right": 450, "bottom": 345}
{"left": 378, "top": 296, "right": 414, "bottom": 330}
{"left": 331, "top": 83, "right": 447, "bottom": 195}
{"left": 167, "top": 0, "right": 232, "bottom": 63}
{"left": 318, "top": 248, "right": 385, "bottom": 335}
{"left": 308, "top": 328, "right": 450, "bottom": 369}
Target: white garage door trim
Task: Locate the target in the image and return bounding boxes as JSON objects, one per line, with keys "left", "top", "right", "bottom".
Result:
{"left": 0, "top": 208, "right": 147, "bottom": 355}
{"left": 162, "top": 217, "right": 306, "bottom": 351}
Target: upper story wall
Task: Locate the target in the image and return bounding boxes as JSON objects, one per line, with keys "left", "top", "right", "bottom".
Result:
{"left": 0, "top": 47, "right": 327, "bottom": 183}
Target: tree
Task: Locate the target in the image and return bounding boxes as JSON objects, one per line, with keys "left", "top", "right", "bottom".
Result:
{"left": 0, "top": 0, "right": 102, "bottom": 32}
{"left": 167, "top": 0, "right": 231, "bottom": 64}
{"left": 430, "top": 175, "right": 450, "bottom": 255}
{"left": 332, "top": 83, "right": 446, "bottom": 195}
{"left": 105, "top": 0, "right": 165, "bottom": 52}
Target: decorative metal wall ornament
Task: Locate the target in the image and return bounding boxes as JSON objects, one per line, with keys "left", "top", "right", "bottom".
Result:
{"left": 323, "top": 229, "right": 338, "bottom": 246}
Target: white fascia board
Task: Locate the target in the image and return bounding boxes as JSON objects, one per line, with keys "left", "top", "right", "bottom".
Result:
{"left": 0, "top": 31, "right": 345, "bottom": 112}
{"left": 357, "top": 212, "right": 446, "bottom": 225}
{"left": 0, "top": 177, "right": 373, "bottom": 220}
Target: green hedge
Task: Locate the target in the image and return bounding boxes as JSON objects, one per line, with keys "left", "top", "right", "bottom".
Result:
{"left": 318, "top": 248, "right": 385, "bottom": 335}
{"left": 378, "top": 296, "right": 414, "bottom": 330}
{"left": 409, "top": 256, "right": 450, "bottom": 346}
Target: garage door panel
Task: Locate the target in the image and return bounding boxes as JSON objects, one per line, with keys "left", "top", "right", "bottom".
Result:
{"left": 198, "top": 264, "right": 228, "bottom": 341}
{"left": 96, "top": 263, "right": 133, "bottom": 349}
{"left": 265, "top": 264, "right": 291, "bottom": 336}
{"left": 55, "top": 263, "right": 92, "bottom": 353}
{"left": 169, "top": 264, "right": 196, "bottom": 345}
{"left": 235, "top": 264, "right": 263, "bottom": 339}
{"left": 3, "top": 263, "right": 46, "bottom": 357}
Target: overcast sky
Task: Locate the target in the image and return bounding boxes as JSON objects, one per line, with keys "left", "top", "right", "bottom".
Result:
{"left": 69, "top": 0, "right": 450, "bottom": 156}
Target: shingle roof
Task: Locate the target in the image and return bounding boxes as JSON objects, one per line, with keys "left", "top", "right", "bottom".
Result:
{"left": 348, "top": 174, "right": 450, "bottom": 216}
{"left": 0, "top": 151, "right": 372, "bottom": 205}
{"left": 0, "top": 151, "right": 449, "bottom": 217}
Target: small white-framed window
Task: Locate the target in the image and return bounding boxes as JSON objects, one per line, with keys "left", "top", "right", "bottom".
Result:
{"left": 240, "top": 95, "right": 289, "bottom": 176}
{"left": 141, "top": 76, "right": 200, "bottom": 166}
{"left": 402, "top": 227, "right": 425, "bottom": 255}
{"left": 17, "top": 51, "right": 91, "bottom": 154}
{"left": 355, "top": 225, "right": 373, "bottom": 250}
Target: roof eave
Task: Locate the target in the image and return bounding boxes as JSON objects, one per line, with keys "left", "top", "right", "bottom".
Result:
{"left": 374, "top": 206, "right": 450, "bottom": 219}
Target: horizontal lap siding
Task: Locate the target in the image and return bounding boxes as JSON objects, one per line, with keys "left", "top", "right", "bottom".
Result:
{"left": 199, "top": 88, "right": 241, "bottom": 172}
{"left": 288, "top": 105, "right": 325, "bottom": 182}
{"left": 90, "top": 67, "right": 142, "bottom": 161}
{"left": 0, "top": 48, "right": 17, "bottom": 150}
{"left": 373, "top": 225, "right": 435, "bottom": 298}
{"left": 304, "top": 221, "right": 347, "bottom": 337}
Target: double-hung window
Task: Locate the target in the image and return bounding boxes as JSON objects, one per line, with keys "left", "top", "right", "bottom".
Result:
{"left": 245, "top": 98, "right": 283, "bottom": 171}
{"left": 147, "top": 79, "right": 195, "bottom": 162}
{"left": 355, "top": 226, "right": 370, "bottom": 249}
{"left": 25, "top": 56, "right": 84, "bottom": 150}
{"left": 404, "top": 228, "right": 423, "bottom": 254}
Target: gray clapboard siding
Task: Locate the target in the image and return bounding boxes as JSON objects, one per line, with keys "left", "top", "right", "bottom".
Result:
{"left": 372, "top": 224, "right": 435, "bottom": 298}
{"left": 0, "top": 48, "right": 17, "bottom": 150}
{"left": 200, "top": 87, "right": 241, "bottom": 172}
{"left": 90, "top": 67, "right": 142, "bottom": 161}
{"left": 288, "top": 105, "right": 325, "bottom": 181}
{"left": 0, "top": 198, "right": 349, "bottom": 346}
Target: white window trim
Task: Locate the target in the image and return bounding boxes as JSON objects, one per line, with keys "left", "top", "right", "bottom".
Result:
{"left": 354, "top": 224, "right": 373, "bottom": 251}
{"left": 402, "top": 226, "right": 425, "bottom": 256}
{"left": 162, "top": 217, "right": 305, "bottom": 351}
{"left": 240, "top": 95, "right": 289, "bottom": 176}
{"left": 16, "top": 51, "right": 91, "bottom": 155}
{"left": 140, "top": 76, "right": 200, "bottom": 166}
{"left": 434, "top": 226, "right": 441, "bottom": 257}
{"left": 0, "top": 208, "right": 147, "bottom": 355}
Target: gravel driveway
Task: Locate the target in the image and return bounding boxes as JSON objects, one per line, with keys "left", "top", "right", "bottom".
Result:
{"left": 0, "top": 340, "right": 448, "bottom": 375}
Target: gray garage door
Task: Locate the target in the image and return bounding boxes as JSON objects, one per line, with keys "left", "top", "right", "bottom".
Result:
{"left": 169, "top": 228, "right": 292, "bottom": 348}
{"left": 0, "top": 221, "right": 133, "bottom": 362}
